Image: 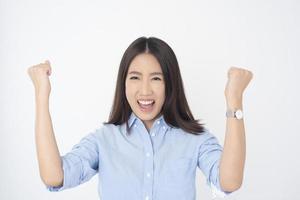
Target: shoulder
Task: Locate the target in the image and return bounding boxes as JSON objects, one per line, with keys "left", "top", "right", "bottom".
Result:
{"left": 93, "top": 123, "right": 124, "bottom": 138}
{"left": 173, "top": 127, "right": 219, "bottom": 145}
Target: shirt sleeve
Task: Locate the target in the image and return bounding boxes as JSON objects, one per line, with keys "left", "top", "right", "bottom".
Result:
{"left": 46, "top": 131, "right": 99, "bottom": 192}
{"left": 197, "top": 129, "right": 234, "bottom": 198}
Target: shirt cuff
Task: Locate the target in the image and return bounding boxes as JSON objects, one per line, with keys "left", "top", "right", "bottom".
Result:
{"left": 45, "top": 156, "right": 75, "bottom": 192}
{"left": 210, "top": 182, "right": 233, "bottom": 198}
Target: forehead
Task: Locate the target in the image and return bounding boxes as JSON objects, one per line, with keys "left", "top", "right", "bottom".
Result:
{"left": 128, "top": 53, "right": 162, "bottom": 74}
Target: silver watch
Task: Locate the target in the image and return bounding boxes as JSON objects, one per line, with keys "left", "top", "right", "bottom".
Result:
{"left": 226, "top": 109, "right": 243, "bottom": 120}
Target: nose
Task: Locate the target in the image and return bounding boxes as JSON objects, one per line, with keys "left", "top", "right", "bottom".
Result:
{"left": 140, "top": 79, "right": 152, "bottom": 95}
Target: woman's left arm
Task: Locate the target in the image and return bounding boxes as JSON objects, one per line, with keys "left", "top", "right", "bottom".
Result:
{"left": 219, "top": 67, "right": 253, "bottom": 192}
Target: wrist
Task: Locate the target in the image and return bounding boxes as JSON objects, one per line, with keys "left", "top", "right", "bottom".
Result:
{"left": 226, "top": 96, "right": 243, "bottom": 110}
{"left": 35, "top": 91, "right": 50, "bottom": 103}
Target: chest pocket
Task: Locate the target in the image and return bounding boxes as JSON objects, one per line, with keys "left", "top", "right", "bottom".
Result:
{"left": 162, "top": 157, "right": 195, "bottom": 188}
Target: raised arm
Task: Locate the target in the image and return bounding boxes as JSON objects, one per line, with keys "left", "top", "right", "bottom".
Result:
{"left": 219, "top": 67, "right": 253, "bottom": 192}
{"left": 28, "top": 60, "right": 63, "bottom": 187}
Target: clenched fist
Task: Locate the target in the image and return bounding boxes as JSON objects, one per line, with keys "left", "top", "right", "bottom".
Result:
{"left": 225, "top": 67, "right": 253, "bottom": 100}
{"left": 27, "top": 60, "right": 52, "bottom": 96}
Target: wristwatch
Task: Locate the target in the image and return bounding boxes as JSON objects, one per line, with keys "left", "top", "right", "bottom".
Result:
{"left": 226, "top": 109, "right": 243, "bottom": 120}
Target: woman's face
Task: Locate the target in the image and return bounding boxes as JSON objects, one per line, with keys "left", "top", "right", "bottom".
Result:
{"left": 125, "top": 53, "right": 165, "bottom": 131}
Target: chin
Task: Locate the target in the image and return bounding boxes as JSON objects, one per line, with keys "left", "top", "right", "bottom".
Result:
{"left": 134, "top": 109, "right": 159, "bottom": 121}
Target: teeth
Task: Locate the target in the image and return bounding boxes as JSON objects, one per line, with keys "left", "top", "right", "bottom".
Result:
{"left": 138, "top": 100, "right": 154, "bottom": 105}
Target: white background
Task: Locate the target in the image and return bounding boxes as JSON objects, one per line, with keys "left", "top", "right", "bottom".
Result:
{"left": 1, "top": 0, "right": 299, "bottom": 199}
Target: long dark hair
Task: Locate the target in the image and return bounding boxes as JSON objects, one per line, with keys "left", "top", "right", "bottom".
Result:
{"left": 104, "top": 36, "right": 205, "bottom": 135}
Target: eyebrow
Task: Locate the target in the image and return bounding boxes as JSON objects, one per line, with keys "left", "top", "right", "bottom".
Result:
{"left": 128, "top": 71, "right": 163, "bottom": 76}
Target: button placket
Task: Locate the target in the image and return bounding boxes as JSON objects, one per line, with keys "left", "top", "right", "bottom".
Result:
{"left": 149, "top": 120, "right": 161, "bottom": 137}
{"left": 141, "top": 124, "right": 154, "bottom": 200}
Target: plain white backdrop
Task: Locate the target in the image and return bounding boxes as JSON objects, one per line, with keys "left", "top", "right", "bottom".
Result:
{"left": 1, "top": 0, "right": 299, "bottom": 199}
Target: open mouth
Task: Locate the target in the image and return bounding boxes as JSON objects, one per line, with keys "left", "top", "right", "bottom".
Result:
{"left": 137, "top": 100, "right": 155, "bottom": 112}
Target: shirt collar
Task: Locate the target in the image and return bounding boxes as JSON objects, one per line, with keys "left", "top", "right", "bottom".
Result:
{"left": 128, "top": 112, "right": 171, "bottom": 131}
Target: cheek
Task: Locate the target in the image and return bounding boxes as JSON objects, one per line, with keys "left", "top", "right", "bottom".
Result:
{"left": 154, "top": 84, "right": 165, "bottom": 102}
{"left": 125, "top": 82, "right": 130, "bottom": 100}
{"left": 125, "top": 82, "right": 137, "bottom": 101}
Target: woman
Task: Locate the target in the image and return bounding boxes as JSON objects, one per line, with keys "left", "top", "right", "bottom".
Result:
{"left": 28, "top": 36, "right": 253, "bottom": 200}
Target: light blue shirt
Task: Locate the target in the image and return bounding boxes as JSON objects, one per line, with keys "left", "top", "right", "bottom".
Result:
{"left": 46, "top": 112, "right": 233, "bottom": 199}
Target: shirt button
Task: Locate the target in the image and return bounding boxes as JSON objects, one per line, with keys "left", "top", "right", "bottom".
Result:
{"left": 151, "top": 133, "right": 155, "bottom": 137}
{"left": 157, "top": 121, "right": 160, "bottom": 124}
{"left": 145, "top": 196, "right": 149, "bottom": 200}
{"left": 163, "top": 126, "right": 166, "bottom": 130}
{"left": 146, "top": 152, "right": 150, "bottom": 157}
{"left": 134, "top": 124, "right": 137, "bottom": 127}
{"left": 146, "top": 172, "right": 151, "bottom": 177}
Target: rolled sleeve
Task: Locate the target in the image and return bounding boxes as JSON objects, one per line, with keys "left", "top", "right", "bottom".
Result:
{"left": 46, "top": 131, "right": 99, "bottom": 192}
{"left": 197, "top": 130, "right": 233, "bottom": 197}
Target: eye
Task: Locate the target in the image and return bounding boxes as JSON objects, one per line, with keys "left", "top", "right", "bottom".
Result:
{"left": 129, "top": 76, "right": 139, "bottom": 80}
{"left": 152, "top": 77, "right": 162, "bottom": 81}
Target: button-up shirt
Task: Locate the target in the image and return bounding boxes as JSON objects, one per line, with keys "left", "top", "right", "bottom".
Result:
{"left": 46, "top": 112, "right": 233, "bottom": 199}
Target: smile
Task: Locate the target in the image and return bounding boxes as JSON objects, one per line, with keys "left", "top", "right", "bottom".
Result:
{"left": 137, "top": 100, "right": 155, "bottom": 112}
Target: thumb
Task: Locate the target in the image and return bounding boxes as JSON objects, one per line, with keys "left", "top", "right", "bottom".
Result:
{"left": 45, "top": 60, "right": 52, "bottom": 76}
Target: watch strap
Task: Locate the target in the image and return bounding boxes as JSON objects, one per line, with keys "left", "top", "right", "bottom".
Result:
{"left": 226, "top": 109, "right": 243, "bottom": 119}
{"left": 226, "top": 110, "right": 235, "bottom": 118}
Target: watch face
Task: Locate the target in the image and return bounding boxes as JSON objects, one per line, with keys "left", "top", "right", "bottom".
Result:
{"left": 235, "top": 109, "right": 243, "bottom": 119}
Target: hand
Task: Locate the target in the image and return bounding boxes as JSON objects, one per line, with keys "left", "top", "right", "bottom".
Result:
{"left": 225, "top": 67, "right": 253, "bottom": 101}
{"left": 27, "top": 60, "right": 52, "bottom": 96}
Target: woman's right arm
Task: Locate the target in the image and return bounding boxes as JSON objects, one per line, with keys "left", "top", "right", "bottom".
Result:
{"left": 28, "top": 60, "right": 63, "bottom": 187}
